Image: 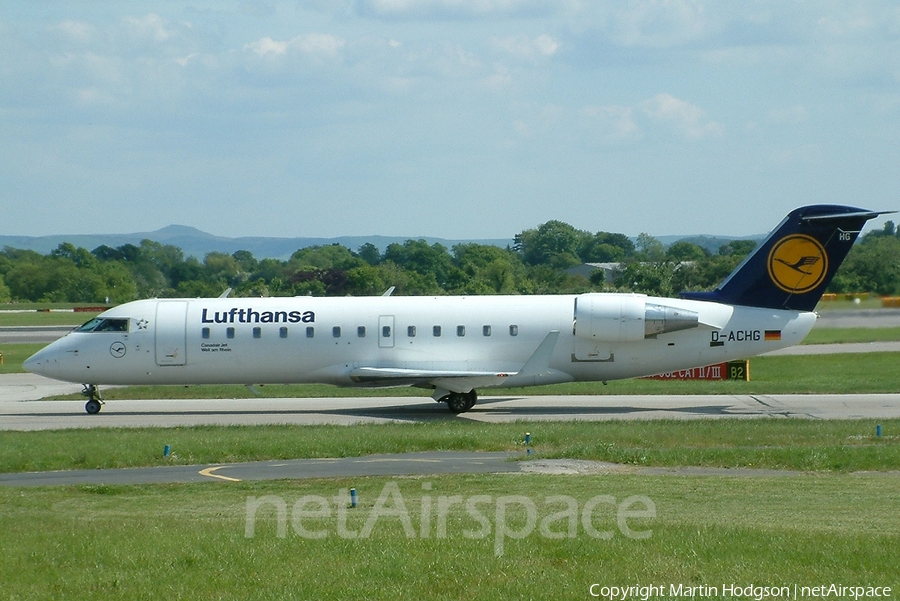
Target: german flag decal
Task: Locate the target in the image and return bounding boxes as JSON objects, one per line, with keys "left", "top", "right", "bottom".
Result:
{"left": 765, "top": 330, "right": 782, "bottom": 341}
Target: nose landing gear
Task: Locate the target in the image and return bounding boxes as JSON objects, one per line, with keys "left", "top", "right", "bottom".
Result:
{"left": 81, "top": 385, "right": 104, "bottom": 414}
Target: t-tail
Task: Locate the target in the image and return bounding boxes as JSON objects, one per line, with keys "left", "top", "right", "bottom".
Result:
{"left": 681, "top": 205, "right": 892, "bottom": 311}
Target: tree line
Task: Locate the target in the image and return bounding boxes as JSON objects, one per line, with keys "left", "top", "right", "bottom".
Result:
{"left": 1, "top": 220, "right": 899, "bottom": 304}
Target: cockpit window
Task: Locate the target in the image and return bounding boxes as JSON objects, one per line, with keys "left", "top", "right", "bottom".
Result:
{"left": 77, "top": 318, "right": 129, "bottom": 333}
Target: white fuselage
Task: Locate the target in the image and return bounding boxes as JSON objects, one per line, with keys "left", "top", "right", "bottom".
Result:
{"left": 25, "top": 293, "right": 816, "bottom": 391}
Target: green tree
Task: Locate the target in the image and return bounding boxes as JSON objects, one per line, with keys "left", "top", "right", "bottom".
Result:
{"left": 634, "top": 233, "right": 665, "bottom": 261}
{"left": 837, "top": 235, "right": 900, "bottom": 295}
{"left": 616, "top": 261, "right": 676, "bottom": 296}
{"left": 719, "top": 239, "right": 757, "bottom": 257}
{"left": 232, "top": 250, "right": 258, "bottom": 273}
{"left": 450, "top": 243, "right": 523, "bottom": 294}
{"left": 383, "top": 240, "right": 460, "bottom": 290}
{"left": 51, "top": 242, "right": 97, "bottom": 269}
{"left": 290, "top": 244, "right": 363, "bottom": 270}
{"left": 0, "top": 274, "right": 11, "bottom": 303}
{"left": 578, "top": 232, "right": 635, "bottom": 262}
{"left": 139, "top": 240, "right": 185, "bottom": 279}
{"left": 515, "top": 220, "right": 586, "bottom": 269}
{"left": 344, "top": 265, "right": 388, "bottom": 296}
{"left": 666, "top": 241, "right": 708, "bottom": 262}
{"left": 203, "top": 252, "right": 241, "bottom": 287}
{"left": 357, "top": 243, "right": 381, "bottom": 266}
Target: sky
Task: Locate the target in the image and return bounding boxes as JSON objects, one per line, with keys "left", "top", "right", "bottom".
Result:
{"left": 2, "top": 1, "right": 898, "bottom": 241}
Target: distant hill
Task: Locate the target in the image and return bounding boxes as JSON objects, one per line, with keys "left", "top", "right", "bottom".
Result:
{"left": 0, "top": 226, "right": 516, "bottom": 261}
{"left": 0, "top": 226, "right": 764, "bottom": 261}
{"left": 656, "top": 234, "right": 762, "bottom": 254}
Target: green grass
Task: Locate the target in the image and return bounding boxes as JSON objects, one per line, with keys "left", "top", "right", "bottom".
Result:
{"left": 803, "top": 326, "right": 900, "bottom": 344}
{"left": 815, "top": 297, "right": 887, "bottom": 310}
{"left": 0, "top": 343, "right": 44, "bottom": 374}
{"left": 1, "top": 474, "right": 897, "bottom": 599}
{"left": 2, "top": 419, "right": 898, "bottom": 474}
{"left": 0, "top": 308, "right": 101, "bottom": 326}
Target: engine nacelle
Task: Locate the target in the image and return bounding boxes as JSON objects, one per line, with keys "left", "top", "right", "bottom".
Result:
{"left": 574, "top": 294, "right": 698, "bottom": 342}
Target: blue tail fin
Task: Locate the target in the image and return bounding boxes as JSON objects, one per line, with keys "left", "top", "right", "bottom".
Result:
{"left": 680, "top": 205, "right": 890, "bottom": 311}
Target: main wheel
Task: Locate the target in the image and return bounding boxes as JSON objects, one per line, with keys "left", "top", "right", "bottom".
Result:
{"left": 446, "top": 391, "right": 477, "bottom": 414}
{"left": 85, "top": 399, "right": 102, "bottom": 414}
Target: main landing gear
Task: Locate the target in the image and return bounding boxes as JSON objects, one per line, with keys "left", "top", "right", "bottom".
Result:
{"left": 442, "top": 390, "right": 477, "bottom": 414}
{"left": 81, "top": 384, "right": 104, "bottom": 415}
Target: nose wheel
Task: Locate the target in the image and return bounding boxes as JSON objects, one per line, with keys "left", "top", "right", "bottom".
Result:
{"left": 81, "top": 385, "right": 104, "bottom": 415}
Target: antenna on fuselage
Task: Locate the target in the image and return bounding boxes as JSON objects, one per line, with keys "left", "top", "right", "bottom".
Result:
{"left": 219, "top": 287, "right": 233, "bottom": 298}
{"left": 381, "top": 286, "right": 395, "bottom": 297}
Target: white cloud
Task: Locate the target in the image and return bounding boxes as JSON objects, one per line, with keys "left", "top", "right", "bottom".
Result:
{"left": 594, "top": 0, "right": 711, "bottom": 48}
{"left": 292, "top": 33, "right": 346, "bottom": 56}
{"left": 640, "top": 93, "right": 723, "bottom": 139}
{"left": 122, "top": 13, "right": 173, "bottom": 42}
{"left": 245, "top": 36, "right": 288, "bottom": 56}
{"left": 54, "top": 20, "right": 95, "bottom": 43}
{"left": 493, "top": 33, "right": 559, "bottom": 58}
{"left": 580, "top": 105, "right": 639, "bottom": 140}
{"left": 244, "top": 33, "right": 346, "bottom": 57}
{"left": 358, "top": 0, "right": 544, "bottom": 18}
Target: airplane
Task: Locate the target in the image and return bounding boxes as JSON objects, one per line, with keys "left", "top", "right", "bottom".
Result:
{"left": 24, "top": 205, "right": 891, "bottom": 415}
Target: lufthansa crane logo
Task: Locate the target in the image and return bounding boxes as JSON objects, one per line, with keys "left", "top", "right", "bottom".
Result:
{"left": 767, "top": 234, "right": 828, "bottom": 294}
{"left": 109, "top": 342, "right": 126, "bottom": 359}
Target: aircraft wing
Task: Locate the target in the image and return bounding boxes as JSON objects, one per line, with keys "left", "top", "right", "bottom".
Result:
{"left": 349, "top": 366, "right": 512, "bottom": 385}
{"left": 347, "top": 331, "right": 562, "bottom": 391}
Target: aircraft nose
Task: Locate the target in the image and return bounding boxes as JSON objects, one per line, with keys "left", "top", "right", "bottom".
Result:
{"left": 24, "top": 346, "right": 59, "bottom": 378}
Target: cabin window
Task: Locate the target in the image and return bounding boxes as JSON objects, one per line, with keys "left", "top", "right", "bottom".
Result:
{"left": 483, "top": 325, "right": 491, "bottom": 337}
{"left": 77, "top": 318, "right": 104, "bottom": 332}
{"left": 509, "top": 325, "right": 518, "bottom": 337}
{"left": 382, "top": 325, "right": 391, "bottom": 338}
{"left": 457, "top": 325, "right": 466, "bottom": 337}
{"left": 333, "top": 326, "right": 341, "bottom": 338}
{"left": 306, "top": 327, "right": 315, "bottom": 338}
{"left": 253, "top": 327, "right": 261, "bottom": 339}
{"left": 202, "top": 327, "right": 210, "bottom": 339}
{"left": 77, "top": 318, "right": 129, "bottom": 333}
{"left": 407, "top": 325, "right": 416, "bottom": 337}
{"left": 226, "top": 327, "right": 235, "bottom": 339}
{"left": 97, "top": 319, "right": 128, "bottom": 332}
{"left": 358, "top": 326, "right": 366, "bottom": 338}
{"left": 433, "top": 325, "right": 442, "bottom": 337}
{"left": 279, "top": 327, "right": 288, "bottom": 339}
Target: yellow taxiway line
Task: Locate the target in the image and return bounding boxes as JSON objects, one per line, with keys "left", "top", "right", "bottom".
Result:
{"left": 198, "top": 466, "right": 241, "bottom": 482}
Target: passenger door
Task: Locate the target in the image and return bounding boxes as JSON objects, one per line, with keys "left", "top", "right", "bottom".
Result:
{"left": 155, "top": 301, "right": 188, "bottom": 366}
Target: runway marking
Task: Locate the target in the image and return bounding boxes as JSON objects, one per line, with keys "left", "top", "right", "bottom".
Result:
{"left": 199, "top": 466, "right": 241, "bottom": 482}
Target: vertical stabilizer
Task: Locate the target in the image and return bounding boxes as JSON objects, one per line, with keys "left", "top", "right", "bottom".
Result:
{"left": 681, "top": 205, "right": 889, "bottom": 311}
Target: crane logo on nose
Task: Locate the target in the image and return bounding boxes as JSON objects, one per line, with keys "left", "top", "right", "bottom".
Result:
{"left": 110, "top": 342, "right": 127, "bottom": 358}
{"left": 767, "top": 234, "right": 828, "bottom": 294}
